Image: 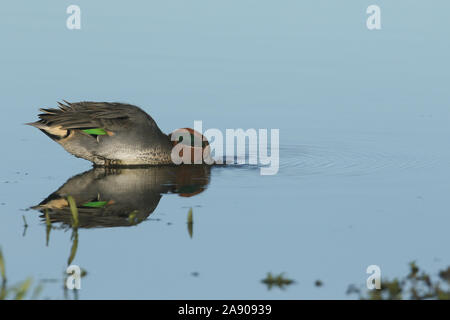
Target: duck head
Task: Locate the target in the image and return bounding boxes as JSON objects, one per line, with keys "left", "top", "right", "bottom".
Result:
{"left": 169, "top": 128, "right": 213, "bottom": 165}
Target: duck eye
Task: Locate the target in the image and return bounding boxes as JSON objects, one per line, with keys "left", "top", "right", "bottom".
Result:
{"left": 178, "top": 134, "right": 199, "bottom": 147}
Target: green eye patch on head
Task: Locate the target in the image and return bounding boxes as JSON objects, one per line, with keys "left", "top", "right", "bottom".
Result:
{"left": 178, "top": 133, "right": 198, "bottom": 146}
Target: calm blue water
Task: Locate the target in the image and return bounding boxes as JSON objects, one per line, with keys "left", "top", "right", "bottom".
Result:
{"left": 0, "top": 1, "right": 449, "bottom": 299}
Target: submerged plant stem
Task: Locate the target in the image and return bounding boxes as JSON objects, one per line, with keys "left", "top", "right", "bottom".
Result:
{"left": 67, "top": 196, "right": 79, "bottom": 228}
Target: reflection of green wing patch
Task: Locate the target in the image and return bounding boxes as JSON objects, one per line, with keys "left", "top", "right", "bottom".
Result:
{"left": 82, "top": 201, "right": 108, "bottom": 208}
{"left": 82, "top": 128, "right": 107, "bottom": 135}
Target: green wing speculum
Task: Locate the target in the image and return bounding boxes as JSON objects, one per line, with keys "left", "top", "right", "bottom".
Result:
{"left": 81, "top": 201, "right": 108, "bottom": 208}
{"left": 81, "top": 128, "right": 107, "bottom": 135}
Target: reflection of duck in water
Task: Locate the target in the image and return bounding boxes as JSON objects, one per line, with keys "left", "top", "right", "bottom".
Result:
{"left": 31, "top": 166, "right": 211, "bottom": 228}
{"left": 27, "top": 101, "right": 211, "bottom": 166}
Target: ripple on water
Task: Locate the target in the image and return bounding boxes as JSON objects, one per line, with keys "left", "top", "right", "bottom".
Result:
{"left": 279, "top": 143, "right": 441, "bottom": 178}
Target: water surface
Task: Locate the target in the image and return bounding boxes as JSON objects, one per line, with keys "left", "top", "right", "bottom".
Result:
{"left": 0, "top": 1, "right": 449, "bottom": 299}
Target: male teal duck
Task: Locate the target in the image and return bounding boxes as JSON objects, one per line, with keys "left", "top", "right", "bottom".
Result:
{"left": 27, "top": 101, "right": 210, "bottom": 166}
{"left": 31, "top": 166, "right": 211, "bottom": 228}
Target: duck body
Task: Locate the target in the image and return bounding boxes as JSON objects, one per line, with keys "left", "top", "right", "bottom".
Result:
{"left": 27, "top": 101, "right": 177, "bottom": 166}
{"left": 31, "top": 166, "right": 211, "bottom": 228}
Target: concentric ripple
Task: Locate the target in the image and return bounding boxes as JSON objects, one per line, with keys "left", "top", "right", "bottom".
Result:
{"left": 279, "top": 143, "right": 441, "bottom": 177}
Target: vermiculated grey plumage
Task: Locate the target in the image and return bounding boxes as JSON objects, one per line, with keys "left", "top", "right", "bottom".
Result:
{"left": 27, "top": 101, "right": 175, "bottom": 166}
{"left": 31, "top": 166, "right": 211, "bottom": 228}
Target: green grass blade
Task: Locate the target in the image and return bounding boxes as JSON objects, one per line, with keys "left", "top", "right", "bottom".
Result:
{"left": 45, "top": 209, "right": 51, "bottom": 246}
{"left": 67, "top": 229, "right": 79, "bottom": 266}
{"left": 128, "top": 210, "right": 139, "bottom": 225}
{"left": 0, "top": 248, "right": 6, "bottom": 283}
{"left": 31, "top": 283, "right": 44, "bottom": 300}
{"left": 67, "top": 196, "right": 79, "bottom": 228}
{"left": 13, "top": 278, "right": 32, "bottom": 300}
{"left": 0, "top": 282, "right": 7, "bottom": 300}
{"left": 187, "top": 208, "right": 193, "bottom": 239}
{"left": 22, "top": 215, "right": 28, "bottom": 237}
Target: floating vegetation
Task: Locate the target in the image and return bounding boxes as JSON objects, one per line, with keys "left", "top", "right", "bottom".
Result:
{"left": 0, "top": 283, "right": 5, "bottom": 300}
{"left": 80, "top": 268, "right": 88, "bottom": 278}
{"left": 22, "top": 216, "right": 28, "bottom": 237}
{"left": 439, "top": 267, "right": 450, "bottom": 282}
{"left": 0, "top": 248, "right": 5, "bottom": 283}
{"left": 67, "top": 196, "right": 79, "bottom": 228}
{"left": 30, "top": 283, "right": 44, "bottom": 300}
{"left": 45, "top": 209, "right": 52, "bottom": 246}
{"left": 1, "top": 277, "right": 38, "bottom": 300}
{"left": 67, "top": 229, "right": 79, "bottom": 266}
{"left": 13, "top": 278, "right": 32, "bottom": 300}
{"left": 261, "top": 272, "right": 294, "bottom": 290}
{"left": 66, "top": 196, "right": 80, "bottom": 266}
{"left": 347, "top": 262, "right": 450, "bottom": 300}
{"left": 0, "top": 248, "right": 42, "bottom": 300}
{"left": 128, "top": 210, "right": 140, "bottom": 225}
{"left": 187, "top": 208, "right": 193, "bottom": 238}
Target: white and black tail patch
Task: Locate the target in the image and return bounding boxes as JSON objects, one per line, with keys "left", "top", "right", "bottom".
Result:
{"left": 26, "top": 121, "right": 70, "bottom": 141}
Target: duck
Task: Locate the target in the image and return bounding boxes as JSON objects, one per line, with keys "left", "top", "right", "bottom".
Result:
{"left": 27, "top": 101, "right": 211, "bottom": 166}
{"left": 31, "top": 165, "right": 211, "bottom": 228}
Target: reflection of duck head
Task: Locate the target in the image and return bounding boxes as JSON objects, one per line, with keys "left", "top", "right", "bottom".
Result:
{"left": 31, "top": 166, "right": 211, "bottom": 228}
